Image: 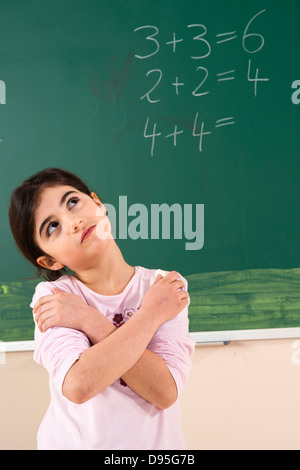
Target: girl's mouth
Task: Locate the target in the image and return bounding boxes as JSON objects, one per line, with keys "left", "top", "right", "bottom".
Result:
{"left": 81, "top": 225, "right": 96, "bottom": 243}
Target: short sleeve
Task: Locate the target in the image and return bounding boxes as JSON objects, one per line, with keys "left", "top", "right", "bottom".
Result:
{"left": 31, "top": 281, "right": 90, "bottom": 395}
{"left": 147, "top": 274, "right": 195, "bottom": 397}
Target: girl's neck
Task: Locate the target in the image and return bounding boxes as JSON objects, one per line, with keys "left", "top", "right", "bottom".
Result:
{"left": 74, "top": 240, "right": 135, "bottom": 296}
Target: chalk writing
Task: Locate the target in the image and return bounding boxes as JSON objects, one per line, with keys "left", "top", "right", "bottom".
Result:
{"left": 134, "top": 9, "right": 270, "bottom": 156}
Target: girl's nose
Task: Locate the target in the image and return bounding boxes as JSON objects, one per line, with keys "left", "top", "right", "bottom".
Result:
{"left": 70, "top": 217, "right": 84, "bottom": 233}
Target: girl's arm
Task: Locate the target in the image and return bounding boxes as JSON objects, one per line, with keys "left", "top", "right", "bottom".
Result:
{"left": 33, "top": 272, "right": 188, "bottom": 407}
{"left": 76, "top": 301, "right": 178, "bottom": 409}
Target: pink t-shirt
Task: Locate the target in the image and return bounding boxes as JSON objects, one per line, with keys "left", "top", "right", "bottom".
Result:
{"left": 30, "top": 266, "right": 195, "bottom": 450}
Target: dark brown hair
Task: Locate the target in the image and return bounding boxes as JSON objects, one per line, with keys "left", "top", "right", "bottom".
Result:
{"left": 9, "top": 168, "right": 92, "bottom": 281}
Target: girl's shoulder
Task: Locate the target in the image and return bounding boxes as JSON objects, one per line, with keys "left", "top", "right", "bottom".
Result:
{"left": 30, "top": 275, "right": 75, "bottom": 308}
{"left": 137, "top": 266, "right": 188, "bottom": 285}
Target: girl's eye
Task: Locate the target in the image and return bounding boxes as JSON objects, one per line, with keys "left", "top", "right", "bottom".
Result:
{"left": 45, "top": 197, "right": 79, "bottom": 237}
{"left": 67, "top": 197, "right": 79, "bottom": 209}
{"left": 47, "top": 221, "right": 59, "bottom": 237}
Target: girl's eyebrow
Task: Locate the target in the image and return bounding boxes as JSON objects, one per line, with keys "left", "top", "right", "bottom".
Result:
{"left": 38, "top": 190, "right": 78, "bottom": 237}
{"left": 39, "top": 215, "right": 53, "bottom": 237}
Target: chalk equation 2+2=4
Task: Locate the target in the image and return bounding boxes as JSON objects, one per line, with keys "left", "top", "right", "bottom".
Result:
{"left": 133, "top": 10, "right": 270, "bottom": 157}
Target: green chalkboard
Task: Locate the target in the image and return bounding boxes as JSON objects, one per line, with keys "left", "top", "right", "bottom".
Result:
{"left": 1, "top": 0, "right": 299, "bottom": 345}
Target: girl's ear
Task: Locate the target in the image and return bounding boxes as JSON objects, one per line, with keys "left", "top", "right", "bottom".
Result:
{"left": 36, "top": 255, "right": 64, "bottom": 271}
{"left": 91, "top": 192, "right": 107, "bottom": 217}
{"left": 90, "top": 192, "right": 102, "bottom": 206}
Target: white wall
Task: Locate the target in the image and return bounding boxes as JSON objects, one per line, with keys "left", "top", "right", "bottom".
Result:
{"left": 181, "top": 339, "right": 300, "bottom": 450}
{"left": 1, "top": 338, "right": 300, "bottom": 450}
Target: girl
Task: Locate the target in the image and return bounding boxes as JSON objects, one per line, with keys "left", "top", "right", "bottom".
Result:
{"left": 9, "top": 168, "right": 195, "bottom": 450}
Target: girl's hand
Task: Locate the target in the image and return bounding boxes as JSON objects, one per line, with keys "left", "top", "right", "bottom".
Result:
{"left": 33, "top": 289, "right": 96, "bottom": 333}
{"left": 140, "top": 271, "right": 189, "bottom": 325}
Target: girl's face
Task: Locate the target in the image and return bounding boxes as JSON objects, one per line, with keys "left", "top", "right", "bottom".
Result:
{"left": 34, "top": 185, "right": 111, "bottom": 274}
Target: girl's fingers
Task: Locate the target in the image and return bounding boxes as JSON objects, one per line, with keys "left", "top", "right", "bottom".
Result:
{"left": 172, "top": 279, "right": 185, "bottom": 291}
{"left": 33, "top": 294, "right": 56, "bottom": 313}
{"left": 34, "top": 299, "right": 56, "bottom": 318}
{"left": 154, "top": 274, "right": 163, "bottom": 283}
{"left": 180, "top": 290, "right": 189, "bottom": 300}
{"left": 36, "top": 309, "right": 56, "bottom": 332}
{"left": 33, "top": 289, "right": 66, "bottom": 313}
{"left": 165, "top": 271, "right": 180, "bottom": 282}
